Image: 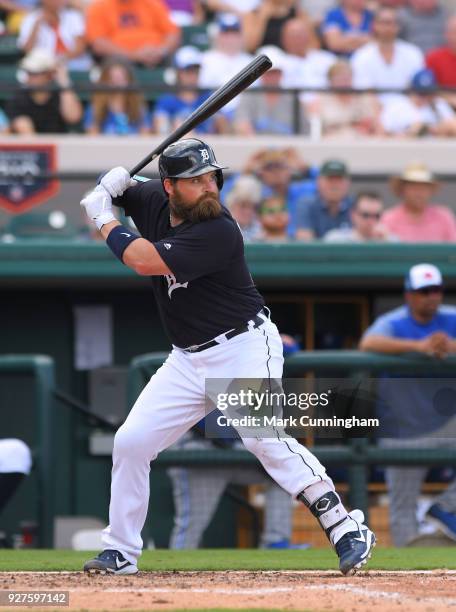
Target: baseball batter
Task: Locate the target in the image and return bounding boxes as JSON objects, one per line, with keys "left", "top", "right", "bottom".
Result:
{"left": 81, "top": 138, "right": 375, "bottom": 576}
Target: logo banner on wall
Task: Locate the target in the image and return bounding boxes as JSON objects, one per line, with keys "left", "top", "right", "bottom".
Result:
{"left": 0, "top": 144, "right": 60, "bottom": 214}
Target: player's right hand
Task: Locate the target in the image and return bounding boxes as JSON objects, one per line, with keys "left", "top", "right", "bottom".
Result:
{"left": 80, "top": 185, "right": 116, "bottom": 230}
{"left": 100, "top": 167, "right": 137, "bottom": 198}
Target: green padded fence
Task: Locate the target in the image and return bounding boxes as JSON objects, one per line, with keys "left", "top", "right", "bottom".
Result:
{"left": 0, "top": 355, "right": 56, "bottom": 547}
{"left": 128, "top": 351, "right": 456, "bottom": 520}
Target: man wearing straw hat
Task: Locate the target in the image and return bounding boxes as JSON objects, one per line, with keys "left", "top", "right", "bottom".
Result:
{"left": 382, "top": 162, "right": 456, "bottom": 242}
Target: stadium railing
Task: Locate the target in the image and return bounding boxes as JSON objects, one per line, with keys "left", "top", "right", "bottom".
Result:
{"left": 128, "top": 351, "right": 456, "bottom": 521}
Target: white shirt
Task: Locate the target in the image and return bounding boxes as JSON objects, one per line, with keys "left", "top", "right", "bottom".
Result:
{"left": 199, "top": 50, "right": 253, "bottom": 111}
{"left": 282, "top": 50, "right": 336, "bottom": 90}
{"left": 381, "top": 95, "right": 455, "bottom": 134}
{"left": 351, "top": 40, "right": 424, "bottom": 103}
{"left": 18, "top": 8, "right": 92, "bottom": 71}
{"left": 217, "top": 0, "right": 260, "bottom": 12}
{"left": 282, "top": 49, "right": 337, "bottom": 103}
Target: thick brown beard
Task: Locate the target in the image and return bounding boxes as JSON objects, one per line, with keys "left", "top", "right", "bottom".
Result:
{"left": 169, "top": 187, "right": 223, "bottom": 223}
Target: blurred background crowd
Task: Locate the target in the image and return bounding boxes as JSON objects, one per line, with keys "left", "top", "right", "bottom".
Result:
{"left": 2, "top": 0, "right": 456, "bottom": 139}
{"left": 2, "top": 1, "right": 456, "bottom": 243}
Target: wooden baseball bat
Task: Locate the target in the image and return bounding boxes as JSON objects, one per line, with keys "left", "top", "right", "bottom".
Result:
{"left": 129, "top": 54, "right": 272, "bottom": 177}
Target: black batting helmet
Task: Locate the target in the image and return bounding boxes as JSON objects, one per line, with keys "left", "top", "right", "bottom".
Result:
{"left": 159, "top": 138, "right": 227, "bottom": 190}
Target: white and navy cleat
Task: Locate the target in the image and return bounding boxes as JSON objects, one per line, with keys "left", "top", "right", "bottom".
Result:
{"left": 333, "top": 510, "right": 376, "bottom": 576}
{"left": 83, "top": 549, "right": 138, "bottom": 575}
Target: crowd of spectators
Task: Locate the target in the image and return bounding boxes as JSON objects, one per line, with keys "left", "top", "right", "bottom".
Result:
{"left": 222, "top": 149, "right": 456, "bottom": 244}
{"left": 2, "top": 1, "right": 456, "bottom": 243}
{"left": 1, "top": 0, "right": 456, "bottom": 136}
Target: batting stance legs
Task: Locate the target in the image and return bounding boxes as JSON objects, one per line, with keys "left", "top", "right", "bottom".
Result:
{"left": 94, "top": 315, "right": 375, "bottom": 575}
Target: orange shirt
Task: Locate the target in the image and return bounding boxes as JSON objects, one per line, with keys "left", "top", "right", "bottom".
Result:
{"left": 86, "top": 0, "right": 179, "bottom": 51}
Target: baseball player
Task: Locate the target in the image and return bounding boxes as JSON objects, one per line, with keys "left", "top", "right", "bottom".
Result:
{"left": 80, "top": 138, "right": 375, "bottom": 576}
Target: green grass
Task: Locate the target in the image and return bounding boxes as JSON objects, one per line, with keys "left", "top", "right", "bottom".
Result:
{"left": 0, "top": 548, "right": 455, "bottom": 572}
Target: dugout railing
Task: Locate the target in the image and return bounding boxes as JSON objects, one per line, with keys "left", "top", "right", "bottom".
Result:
{"left": 0, "top": 354, "right": 56, "bottom": 548}
{"left": 128, "top": 351, "right": 456, "bottom": 522}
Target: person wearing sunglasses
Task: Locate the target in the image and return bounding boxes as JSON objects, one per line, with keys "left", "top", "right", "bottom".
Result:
{"left": 256, "top": 196, "right": 290, "bottom": 242}
{"left": 324, "top": 190, "right": 395, "bottom": 242}
{"left": 359, "top": 263, "right": 456, "bottom": 547}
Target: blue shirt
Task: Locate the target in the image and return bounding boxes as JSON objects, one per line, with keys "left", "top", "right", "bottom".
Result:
{"left": 296, "top": 192, "right": 353, "bottom": 238}
{"left": 154, "top": 92, "right": 215, "bottom": 134}
{"left": 322, "top": 7, "right": 374, "bottom": 56}
{"left": 363, "top": 304, "right": 456, "bottom": 437}
{"left": 84, "top": 106, "right": 150, "bottom": 135}
{"left": 222, "top": 170, "right": 318, "bottom": 239}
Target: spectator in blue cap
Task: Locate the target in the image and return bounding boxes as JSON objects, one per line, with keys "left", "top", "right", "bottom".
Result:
{"left": 153, "top": 45, "right": 227, "bottom": 134}
{"left": 380, "top": 67, "right": 456, "bottom": 136}
{"left": 198, "top": 13, "right": 252, "bottom": 120}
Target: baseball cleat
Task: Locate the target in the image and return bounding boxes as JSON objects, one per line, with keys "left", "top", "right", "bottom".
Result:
{"left": 83, "top": 549, "right": 138, "bottom": 575}
{"left": 426, "top": 504, "right": 456, "bottom": 541}
{"left": 332, "top": 510, "right": 376, "bottom": 576}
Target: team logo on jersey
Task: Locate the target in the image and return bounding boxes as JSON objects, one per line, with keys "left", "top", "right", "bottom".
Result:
{"left": 164, "top": 242, "right": 172, "bottom": 250}
{"left": 165, "top": 273, "right": 188, "bottom": 298}
{"left": 199, "top": 148, "right": 210, "bottom": 163}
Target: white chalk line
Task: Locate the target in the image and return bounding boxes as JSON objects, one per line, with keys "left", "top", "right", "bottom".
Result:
{"left": 56, "top": 583, "right": 456, "bottom": 605}
{"left": 62, "top": 583, "right": 456, "bottom": 605}
{"left": 305, "top": 583, "right": 456, "bottom": 605}
{"left": 70, "top": 587, "right": 294, "bottom": 595}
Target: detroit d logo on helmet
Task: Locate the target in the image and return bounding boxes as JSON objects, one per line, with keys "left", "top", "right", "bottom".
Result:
{"left": 199, "top": 149, "right": 210, "bottom": 163}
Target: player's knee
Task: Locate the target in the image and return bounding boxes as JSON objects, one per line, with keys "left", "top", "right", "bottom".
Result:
{"left": 113, "top": 426, "right": 158, "bottom": 461}
{"left": 241, "top": 437, "right": 263, "bottom": 457}
{"left": 0, "top": 439, "right": 32, "bottom": 474}
{"left": 113, "top": 426, "right": 137, "bottom": 458}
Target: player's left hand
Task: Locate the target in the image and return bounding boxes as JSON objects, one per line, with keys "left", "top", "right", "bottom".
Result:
{"left": 80, "top": 185, "right": 116, "bottom": 230}
{"left": 100, "top": 167, "right": 137, "bottom": 198}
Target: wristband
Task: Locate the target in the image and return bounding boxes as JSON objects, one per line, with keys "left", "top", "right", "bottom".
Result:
{"left": 106, "top": 225, "right": 140, "bottom": 262}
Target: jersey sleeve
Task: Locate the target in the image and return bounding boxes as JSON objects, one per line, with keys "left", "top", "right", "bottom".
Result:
{"left": 154, "top": 216, "right": 238, "bottom": 283}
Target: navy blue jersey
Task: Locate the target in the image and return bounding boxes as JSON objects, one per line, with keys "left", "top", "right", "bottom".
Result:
{"left": 114, "top": 179, "right": 264, "bottom": 348}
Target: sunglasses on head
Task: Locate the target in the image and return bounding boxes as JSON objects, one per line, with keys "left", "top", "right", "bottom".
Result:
{"left": 357, "top": 211, "right": 381, "bottom": 220}
{"left": 413, "top": 285, "right": 443, "bottom": 295}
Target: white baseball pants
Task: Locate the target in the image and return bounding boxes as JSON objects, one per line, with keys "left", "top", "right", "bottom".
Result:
{"left": 102, "top": 314, "right": 331, "bottom": 562}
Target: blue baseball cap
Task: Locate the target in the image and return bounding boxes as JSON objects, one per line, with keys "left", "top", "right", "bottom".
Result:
{"left": 411, "top": 68, "right": 437, "bottom": 92}
{"left": 217, "top": 13, "right": 241, "bottom": 32}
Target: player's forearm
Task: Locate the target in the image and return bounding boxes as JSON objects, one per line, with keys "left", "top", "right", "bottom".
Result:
{"left": 101, "top": 220, "right": 171, "bottom": 276}
{"left": 359, "top": 335, "right": 423, "bottom": 354}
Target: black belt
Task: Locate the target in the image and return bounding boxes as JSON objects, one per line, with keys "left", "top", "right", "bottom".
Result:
{"left": 182, "top": 310, "right": 267, "bottom": 353}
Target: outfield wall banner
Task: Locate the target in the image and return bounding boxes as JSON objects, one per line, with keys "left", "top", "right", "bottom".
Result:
{"left": 0, "top": 144, "right": 59, "bottom": 214}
